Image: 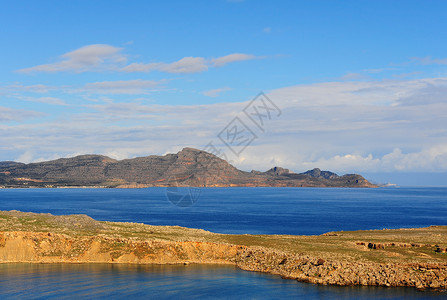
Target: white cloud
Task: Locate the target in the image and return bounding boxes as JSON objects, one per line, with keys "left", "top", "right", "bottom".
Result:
{"left": 121, "top": 62, "right": 162, "bottom": 72}
{"left": 268, "top": 77, "right": 447, "bottom": 107}
{"left": 16, "top": 151, "right": 34, "bottom": 164}
{"left": 17, "top": 44, "right": 260, "bottom": 74}
{"left": 300, "top": 146, "right": 447, "bottom": 173}
{"left": 211, "top": 53, "right": 257, "bottom": 67}
{"left": 82, "top": 79, "right": 163, "bottom": 94}
{"left": 202, "top": 87, "right": 232, "bottom": 97}
{"left": 121, "top": 57, "right": 209, "bottom": 74}
{"left": 17, "top": 44, "right": 126, "bottom": 73}
{"left": 121, "top": 53, "right": 259, "bottom": 73}
{"left": 159, "top": 57, "right": 208, "bottom": 73}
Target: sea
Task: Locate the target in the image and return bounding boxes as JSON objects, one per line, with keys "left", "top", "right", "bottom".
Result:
{"left": 0, "top": 187, "right": 445, "bottom": 299}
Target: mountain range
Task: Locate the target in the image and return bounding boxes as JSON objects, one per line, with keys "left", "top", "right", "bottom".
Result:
{"left": 0, "top": 147, "right": 376, "bottom": 188}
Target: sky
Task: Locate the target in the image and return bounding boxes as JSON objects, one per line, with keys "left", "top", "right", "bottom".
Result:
{"left": 1, "top": 0, "right": 447, "bottom": 186}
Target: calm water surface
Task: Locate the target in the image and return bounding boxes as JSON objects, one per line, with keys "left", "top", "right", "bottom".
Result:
{"left": 0, "top": 187, "right": 446, "bottom": 235}
{"left": 0, "top": 187, "right": 445, "bottom": 299}
{"left": 0, "top": 264, "right": 444, "bottom": 300}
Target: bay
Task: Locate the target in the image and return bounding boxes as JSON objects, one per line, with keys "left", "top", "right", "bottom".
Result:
{"left": 0, "top": 263, "right": 443, "bottom": 299}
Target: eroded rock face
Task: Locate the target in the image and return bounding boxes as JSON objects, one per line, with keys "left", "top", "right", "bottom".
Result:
{"left": 0, "top": 232, "right": 241, "bottom": 264}
{"left": 0, "top": 148, "right": 376, "bottom": 188}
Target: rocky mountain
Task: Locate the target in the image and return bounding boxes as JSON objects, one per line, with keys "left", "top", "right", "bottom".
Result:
{"left": 303, "top": 168, "right": 339, "bottom": 180}
{"left": 0, "top": 147, "right": 376, "bottom": 188}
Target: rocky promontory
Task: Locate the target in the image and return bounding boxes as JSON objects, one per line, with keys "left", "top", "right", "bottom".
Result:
{"left": 0, "top": 148, "right": 376, "bottom": 188}
{"left": 0, "top": 210, "right": 446, "bottom": 291}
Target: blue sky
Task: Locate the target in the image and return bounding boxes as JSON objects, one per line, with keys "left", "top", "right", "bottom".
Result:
{"left": 1, "top": 0, "right": 447, "bottom": 185}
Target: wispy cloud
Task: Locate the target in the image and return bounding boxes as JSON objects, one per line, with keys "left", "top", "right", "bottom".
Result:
{"left": 82, "top": 79, "right": 163, "bottom": 94}
{"left": 17, "top": 44, "right": 261, "bottom": 74}
{"left": 121, "top": 62, "right": 162, "bottom": 73}
{"left": 17, "top": 44, "right": 127, "bottom": 73}
{"left": 338, "top": 72, "right": 369, "bottom": 81}
{"left": 211, "top": 53, "right": 257, "bottom": 67}
{"left": 85, "top": 101, "right": 159, "bottom": 120}
{"left": 16, "top": 96, "right": 68, "bottom": 106}
{"left": 122, "top": 53, "right": 260, "bottom": 74}
{"left": 2, "top": 83, "right": 54, "bottom": 93}
{"left": 159, "top": 57, "right": 208, "bottom": 73}
{"left": 0, "top": 106, "right": 44, "bottom": 122}
{"left": 122, "top": 57, "right": 208, "bottom": 74}
{"left": 411, "top": 56, "right": 447, "bottom": 65}
{"left": 392, "top": 71, "right": 422, "bottom": 79}
{"left": 363, "top": 67, "right": 396, "bottom": 74}
{"left": 202, "top": 87, "right": 232, "bottom": 97}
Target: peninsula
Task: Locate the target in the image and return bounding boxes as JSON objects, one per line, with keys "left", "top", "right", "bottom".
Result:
{"left": 0, "top": 210, "right": 445, "bottom": 290}
{"left": 0, "top": 148, "right": 376, "bottom": 188}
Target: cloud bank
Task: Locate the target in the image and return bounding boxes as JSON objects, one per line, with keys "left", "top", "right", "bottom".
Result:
{"left": 1, "top": 77, "right": 446, "bottom": 176}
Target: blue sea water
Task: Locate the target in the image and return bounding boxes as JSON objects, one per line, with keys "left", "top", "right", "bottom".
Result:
{"left": 0, "top": 264, "right": 443, "bottom": 300}
{"left": 0, "top": 187, "right": 446, "bottom": 235}
{"left": 0, "top": 187, "right": 446, "bottom": 299}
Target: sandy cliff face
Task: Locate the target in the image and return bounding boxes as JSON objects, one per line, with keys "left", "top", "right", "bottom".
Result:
{"left": 0, "top": 232, "right": 241, "bottom": 264}
{"left": 1, "top": 231, "right": 446, "bottom": 290}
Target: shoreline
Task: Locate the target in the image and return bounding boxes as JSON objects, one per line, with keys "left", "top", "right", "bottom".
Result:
{"left": 0, "top": 185, "right": 377, "bottom": 189}
{"left": 0, "top": 211, "right": 446, "bottom": 291}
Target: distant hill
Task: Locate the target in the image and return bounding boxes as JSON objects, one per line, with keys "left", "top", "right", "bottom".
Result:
{"left": 0, "top": 148, "right": 376, "bottom": 188}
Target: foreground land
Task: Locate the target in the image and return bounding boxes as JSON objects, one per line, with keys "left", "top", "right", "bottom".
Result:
{"left": 0, "top": 210, "right": 446, "bottom": 290}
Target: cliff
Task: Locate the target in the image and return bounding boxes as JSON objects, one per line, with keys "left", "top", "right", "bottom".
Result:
{"left": 0, "top": 210, "right": 446, "bottom": 290}
{"left": 0, "top": 148, "right": 376, "bottom": 188}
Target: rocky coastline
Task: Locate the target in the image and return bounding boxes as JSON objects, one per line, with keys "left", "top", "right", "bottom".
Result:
{"left": 0, "top": 211, "right": 445, "bottom": 291}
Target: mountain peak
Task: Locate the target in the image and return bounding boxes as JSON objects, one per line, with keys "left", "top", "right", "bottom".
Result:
{"left": 304, "top": 168, "right": 339, "bottom": 180}
{"left": 266, "top": 166, "right": 290, "bottom": 176}
{"left": 179, "top": 147, "right": 201, "bottom": 153}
